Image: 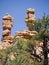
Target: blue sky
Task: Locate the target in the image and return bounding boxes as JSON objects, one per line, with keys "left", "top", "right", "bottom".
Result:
{"left": 0, "top": 0, "right": 49, "bottom": 40}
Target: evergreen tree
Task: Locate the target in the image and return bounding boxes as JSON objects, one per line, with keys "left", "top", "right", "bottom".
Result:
{"left": 33, "top": 14, "right": 49, "bottom": 65}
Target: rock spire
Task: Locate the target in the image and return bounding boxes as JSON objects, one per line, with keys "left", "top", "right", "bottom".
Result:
{"left": 25, "top": 8, "right": 35, "bottom": 30}
{"left": 2, "top": 13, "right": 14, "bottom": 43}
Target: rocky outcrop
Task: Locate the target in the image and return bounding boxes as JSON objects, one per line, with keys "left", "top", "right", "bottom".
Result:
{"left": 2, "top": 14, "right": 14, "bottom": 44}
{"left": 25, "top": 8, "right": 35, "bottom": 22}
{"left": 25, "top": 8, "right": 35, "bottom": 30}
{"left": 14, "top": 8, "right": 37, "bottom": 39}
{"left": 14, "top": 30, "right": 37, "bottom": 39}
{"left": 1, "top": 8, "right": 36, "bottom": 45}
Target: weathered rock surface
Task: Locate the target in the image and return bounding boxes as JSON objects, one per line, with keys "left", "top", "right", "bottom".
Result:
{"left": 25, "top": 8, "right": 36, "bottom": 30}
{"left": 25, "top": 8, "right": 35, "bottom": 22}
{"left": 14, "top": 30, "right": 37, "bottom": 39}
{"left": 2, "top": 29, "right": 10, "bottom": 36}
{"left": 2, "top": 13, "right": 14, "bottom": 44}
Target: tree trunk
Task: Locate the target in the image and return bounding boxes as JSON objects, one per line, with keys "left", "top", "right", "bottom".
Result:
{"left": 42, "top": 36, "right": 48, "bottom": 65}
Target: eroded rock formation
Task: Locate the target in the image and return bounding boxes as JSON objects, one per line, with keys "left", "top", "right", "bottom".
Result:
{"left": 25, "top": 8, "right": 35, "bottom": 22}
{"left": 14, "top": 30, "right": 37, "bottom": 39}
{"left": 2, "top": 13, "right": 14, "bottom": 44}
{"left": 14, "top": 8, "right": 37, "bottom": 39}
{"left": 25, "top": 8, "right": 35, "bottom": 30}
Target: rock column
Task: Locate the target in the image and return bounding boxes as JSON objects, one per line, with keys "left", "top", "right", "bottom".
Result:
{"left": 2, "top": 14, "right": 13, "bottom": 43}
{"left": 25, "top": 8, "right": 36, "bottom": 30}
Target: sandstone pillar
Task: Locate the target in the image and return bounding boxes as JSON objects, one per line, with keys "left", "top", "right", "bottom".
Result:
{"left": 25, "top": 8, "right": 36, "bottom": 31}
{"left": 2, "top": 14, "right": 14, "bottom": 43}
